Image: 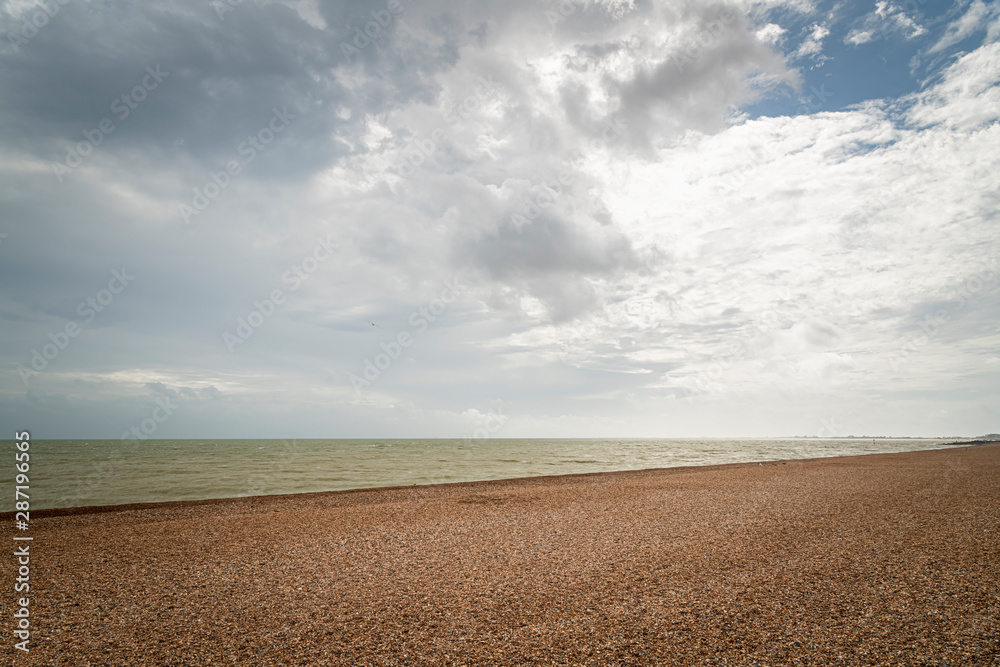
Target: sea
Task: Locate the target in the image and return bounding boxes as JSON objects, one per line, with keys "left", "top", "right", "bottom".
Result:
{"left": 7, "top": 437, "right": 966, "bottom": 512}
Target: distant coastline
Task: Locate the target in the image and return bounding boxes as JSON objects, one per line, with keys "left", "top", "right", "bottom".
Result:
{"left": 788, "top": 434, "right": 1000, "bottom": 440}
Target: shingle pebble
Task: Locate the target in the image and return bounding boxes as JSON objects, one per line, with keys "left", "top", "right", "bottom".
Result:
{"left": 3, "top": 444, "right": 999, "bottom": 666}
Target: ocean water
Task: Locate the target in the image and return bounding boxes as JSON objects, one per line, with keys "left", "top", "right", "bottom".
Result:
{"left": 7, "top": 437, "right": 964, "bottom": 511}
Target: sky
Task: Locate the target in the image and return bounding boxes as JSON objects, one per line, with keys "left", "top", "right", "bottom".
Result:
{"left": 0, "top": 0, "right": 998, "bottom": 440}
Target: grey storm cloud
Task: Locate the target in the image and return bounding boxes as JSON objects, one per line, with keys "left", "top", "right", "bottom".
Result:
{"left": 614, "top": 3, "right": 797, "bottom": 145}
{"left": 2, "top": 2, "right": 350, "bottom": 177}
{"left": 0, "top": 0, "right": 484, "bottom": 187}
{"left": 0, "top": 0, "right": 794, "bottom": 339}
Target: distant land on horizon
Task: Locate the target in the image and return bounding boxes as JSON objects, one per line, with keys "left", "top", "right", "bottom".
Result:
{"left": 788, "top": 434, "right": 1000, "bottom": 440}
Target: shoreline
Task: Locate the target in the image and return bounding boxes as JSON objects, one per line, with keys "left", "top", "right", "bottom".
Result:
{"left": 6, "top": 439, "right": 996, "bottom": 520}
{"left": 4, "top": 442, "right": 998, "bottom": 665}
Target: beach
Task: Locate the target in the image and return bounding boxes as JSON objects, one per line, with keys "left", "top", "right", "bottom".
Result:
{"left": 4, "top": 443, "right": 999, "bottom": 666}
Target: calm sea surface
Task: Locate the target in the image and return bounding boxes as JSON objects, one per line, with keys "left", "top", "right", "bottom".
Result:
{"left": 8, "top": 438, "right": 964, "bottom": 511}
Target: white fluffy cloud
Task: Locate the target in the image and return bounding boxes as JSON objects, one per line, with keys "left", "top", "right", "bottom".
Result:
{"left": 795, "top": 22, "right": 829, "bottom": 57}
{"left": 756, "top": 23, "right": 787, "bottom": 44}
{"left": 844, "top": 0, "right": 927, "bottom": 46}
{"left": 929, "top": 0, "right": 1000, "bottom": 53}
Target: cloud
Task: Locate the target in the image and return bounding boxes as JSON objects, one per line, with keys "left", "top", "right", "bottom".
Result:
{"left": 614, "top": 4, "right": 797, "bottom": 147}
{"left": 0, "top": 0, "right": 997, "bottom": 438}
{"left": 929, "top": 0, "right": 1000, "bottom": 54}
{"left": 755, "top": 23, "right": 786, "bottom": 45}
{"left": 904, "top": 42, "right": 1000, "bottom": 130}
{"left": 844, "top": 29, "right": 875, "bottom": 46}
{"left": 843, "top": 0, "right": 926, "bottom": 47}
{"left": 570, "top": 40, "right": 1000, "bottom": 407}
{"left": 740, "top": 0, "right": 817, "bottom": 14}
{"left": 794, "top": 22, "right": 829, "bottom": 57}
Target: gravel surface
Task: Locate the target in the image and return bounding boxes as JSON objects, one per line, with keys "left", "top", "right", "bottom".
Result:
{"left": 4, "top": 443, "right": 999, "bottom": 666}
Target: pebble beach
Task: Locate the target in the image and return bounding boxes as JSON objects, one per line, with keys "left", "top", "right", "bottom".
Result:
{"left": 4, "top": 443, "right": 999, "bottom": 666}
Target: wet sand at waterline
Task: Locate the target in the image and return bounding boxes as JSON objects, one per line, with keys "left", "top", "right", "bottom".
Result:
{"left": 4, "top": 444, "right": 999, "bottom": 666}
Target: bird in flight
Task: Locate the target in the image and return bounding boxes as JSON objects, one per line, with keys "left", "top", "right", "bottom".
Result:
{"left": 367, "top": 320, "right": 377, "bottom": 327}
